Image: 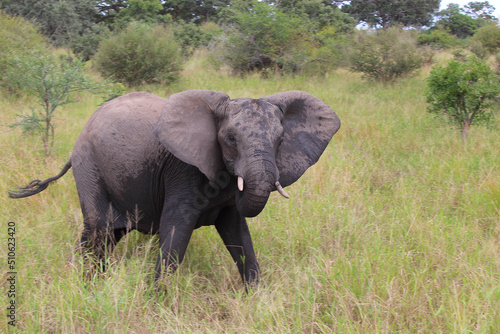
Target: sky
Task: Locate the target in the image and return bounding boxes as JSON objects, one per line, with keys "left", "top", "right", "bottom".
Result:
{"left": 440, "top": 0, "right": 500, "bottom": 20}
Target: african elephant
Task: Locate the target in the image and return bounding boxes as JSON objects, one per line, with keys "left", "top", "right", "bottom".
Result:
{"left": 10, "top": 90, "right": 340, "bottom": 286}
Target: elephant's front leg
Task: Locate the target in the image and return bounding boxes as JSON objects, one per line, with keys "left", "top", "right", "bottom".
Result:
{"left": 154, "top": 203, "right": 198, "bottom": 282}
{"left": 215, "top": 205, "right": 260, "bottom": 287}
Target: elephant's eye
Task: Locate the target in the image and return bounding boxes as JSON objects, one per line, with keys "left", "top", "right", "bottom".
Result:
{"left": 227, "top": 133, "right": 236, "bottom": 144}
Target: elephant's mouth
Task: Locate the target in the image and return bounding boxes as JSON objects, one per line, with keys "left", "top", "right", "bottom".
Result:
{"left": 235, "top": 176, "right": 289, "bottom": 217}
{"left": 235, "top": 188, "right": 269, "bottom": 217}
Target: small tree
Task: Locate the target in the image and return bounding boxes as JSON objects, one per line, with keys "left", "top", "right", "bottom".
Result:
{"left": 426, "top": 55, "right": 500, "bottom": 141}
{"left": 350, "top": 27, "right": 432, "bottom": 83}
{"left": 7, "top": 55, "right": 101, "bottom": 155}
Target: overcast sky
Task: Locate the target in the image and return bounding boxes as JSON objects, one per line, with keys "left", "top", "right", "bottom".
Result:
{"left": 440, "top": 0, "right": 500, "bottom": 19}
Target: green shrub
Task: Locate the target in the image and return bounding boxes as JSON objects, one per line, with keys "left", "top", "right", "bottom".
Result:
{"left": 0, "top": 11, "right": 48, "bottom": 87}
{"left": 426, "top": 55, "right": 500, "bottom": 140}
{"left": 299, "top": 25, "right": 352, "bottom": 75}
{"left": 471, "top": 24, "right": 500, "bottom": 55}
{"left": 173, "top": 21, "right": 210, "bottom": 57}
{"left": 350, "top": 27, "right": 432, "bottom": 83}
{"left": 93, "top": 22, "right": 182, "bottom": 86}
{"left": 418, "top": 28, "right": 457, "bottom": 49}
{"left": 469, "top": 39, "right": 488, "bottom": 59}
{"left": 199, "top": 21, "right": 224, "bottom": 40}
{"left": 71, "top": 23, "right": 110, "bottom": 61}
{"left": 212, "top": 2, "right": 314, "bottom": 75}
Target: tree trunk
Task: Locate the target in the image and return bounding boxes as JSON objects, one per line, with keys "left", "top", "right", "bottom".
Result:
{"left": 461, "top": 119, "right": 471, "bottom": 141}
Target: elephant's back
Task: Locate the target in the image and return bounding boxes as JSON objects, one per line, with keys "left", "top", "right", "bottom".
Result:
{"left": 71, "top": 92, "right": 169, "bottom": 200}
{"left": 76, "top": 92, "right": 166, "bottom": 147}
{"left": 85, "top": 92, "right": 167, "bottom": 132}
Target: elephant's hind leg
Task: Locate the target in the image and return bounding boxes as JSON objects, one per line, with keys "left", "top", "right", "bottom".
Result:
{"left": 72, "top": 166, "right": 129, "bottom": 272}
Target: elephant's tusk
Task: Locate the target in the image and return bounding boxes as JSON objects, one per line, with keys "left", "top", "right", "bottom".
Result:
{"left": 238, "top": 176, "right": 244, "bottom": 192}
{"left": 275, "top": 181, "right": 290, "bottom": 199}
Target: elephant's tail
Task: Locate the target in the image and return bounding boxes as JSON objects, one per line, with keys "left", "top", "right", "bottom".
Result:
{"left": 8, "top": 159, "right": 72, "bottom": 199}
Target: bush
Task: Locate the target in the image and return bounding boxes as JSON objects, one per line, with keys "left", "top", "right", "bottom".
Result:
{"left": 93, "top": 22, "right": 182, "bottom": 86}
{"left": 0, "top": 11, "right": 48, "bottom": 87}
{"left": 173, "top": 21, "right": 210, "bottom": 57}
{"left": 426, "top": 55, "right": 500, "bottom": 140}
{"left": 212, "top": 2, "right": 315, "bottom": 75}
{"left": 300, "top": 25, "right": 352, "bottom": 75}
{"left": 71, "top": 23, "right": 110, "bottom": 61}
{"left": 471, "top": 24, "right": 500, "bottom": 55}
{"left": 469, "top": 39, "right": 488, "bottom": 59}
{"left": 418, "top": 28, "right": 458, "bottom": 49}
{"left": 350, "top": 27, "right": 433, "bottom": 83}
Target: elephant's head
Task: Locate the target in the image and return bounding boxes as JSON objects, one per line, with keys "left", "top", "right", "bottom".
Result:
{"left": 154, "top": 90, "right": 340, "bottom": 217}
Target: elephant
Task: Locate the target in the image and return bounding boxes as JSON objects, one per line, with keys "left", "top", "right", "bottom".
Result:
{"left": 9, "top": 90, "right": 340, "bottom": 287}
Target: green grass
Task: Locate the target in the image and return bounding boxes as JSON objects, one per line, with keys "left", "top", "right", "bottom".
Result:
{"left": 1, "top": 53, "right": 499, "bottom": 333}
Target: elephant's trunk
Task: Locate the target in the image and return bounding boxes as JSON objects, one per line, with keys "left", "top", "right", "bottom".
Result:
{"left": 236, "top": 157, "right": 277, "bottom": 217}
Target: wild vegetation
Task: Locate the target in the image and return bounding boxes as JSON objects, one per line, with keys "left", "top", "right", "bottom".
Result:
{"left": 426, "top": 55, "right": 500, "bottom": 140}
{"left": 1, "top": 50, "right": 499, "bottom": 333}
{"left": 1, "top": 0, "right": 499, "bottom": 82}
{"left": 1, "top": 0, "right": 499, "bottom": 332}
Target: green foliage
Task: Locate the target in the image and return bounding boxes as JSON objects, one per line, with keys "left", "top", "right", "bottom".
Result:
{"left": 304, "top": 25, "right": 353, "bottom": 73}
{"left": 71, "top": 23, "right": 110, "bottom": 61}
{"left": 469, "top": 38, "right": 488, "bottom": 59}
{"left": 435, "top": 3, "right": 492, "bottom": 39}
{"left": 418, "top": 28, "right": 458, "bottom": 49}
{"left": 471, "top": 24, "right": 500, "bottom": 55}
{"left": 199, "top": 21, "right": 224, "bottom": 40}
{"left": 0, "top": 0, "right": 97, "bottom": 46}
{"left": 6, "top": 54, "right": 100, "bottom": 155}
{"left": 93, "top": 22, "right": 182, "bottom": 86}
{"left": 173, "top": 21, "right": 210, "bottom": 57}
{"left": 426, "top": 55, "right": 500, "bottom": 140}
{"left": 114, "top": 0, "right": 164, "bottom": 27}
{"left": 212, "top": 2, "right": 315, "bottom": 74}
{"left": 463, "top": 1, "right": 498, "bottom": 23}
{"left": 350, "top": 27, "right": 432, "bottom": 83}
{"left": 162, "top": 0, "right": 231, "bottom": 23}
{"left": 342, "top": 0, "right": 440, "bottom": 29}
{"left": 277, "top": 0, "right": 355, "bottom": 33}
{"left": 0, "top": 10, "right": 49, "bottom": 85}
{"left": 441, "top": 12, "right": 479, "bottom": 38}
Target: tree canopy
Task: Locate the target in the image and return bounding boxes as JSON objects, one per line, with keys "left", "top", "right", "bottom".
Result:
{"left": 341, "top": 0, "right": 441, "bottom": 29}
{"left": 1, "top": 0, "right": 97, "bottom": 46}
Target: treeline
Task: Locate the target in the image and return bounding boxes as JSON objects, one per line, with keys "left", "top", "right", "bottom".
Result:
{"left": 1, "top": 1, "right": 499, "bottom": 150}
{"left": 1, "top": 0, "right": 500, "bottom": 86}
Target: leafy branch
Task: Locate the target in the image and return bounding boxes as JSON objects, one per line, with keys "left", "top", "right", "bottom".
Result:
{"left": 7, "top": 54, "right": 122, "bottom": 155}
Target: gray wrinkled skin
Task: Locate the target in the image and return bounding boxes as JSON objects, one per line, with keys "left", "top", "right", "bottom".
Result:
{"left": 10, "top": 90, "right": 340, "bottom": 287}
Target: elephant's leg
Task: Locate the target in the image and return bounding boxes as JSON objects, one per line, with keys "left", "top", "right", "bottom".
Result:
{"left": 215, "top": 205, "right": 260, "bottom": 287}
{"left": 154, "top": 205, "right": 198, "bottom": 282}
{"left": 73, "top": 183, "right": 128, "bottom": 271}
{"left": 77, "top": 217, "right": 129, "bottom": 271}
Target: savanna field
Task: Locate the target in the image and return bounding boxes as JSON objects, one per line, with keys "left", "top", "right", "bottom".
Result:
{"left": 1, "top": 53, "right": 499, "bottom": 333}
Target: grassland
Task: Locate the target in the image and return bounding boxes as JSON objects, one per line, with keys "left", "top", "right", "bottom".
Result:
{"left": 1, "top": 54, "right": 499, "bottom": 333}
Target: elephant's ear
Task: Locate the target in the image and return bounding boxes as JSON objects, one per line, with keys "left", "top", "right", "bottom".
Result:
{"left": 261, "top": 91, "right": 340, "bottom": 187}
{"left": 154, "top": 90, "right": 230, "bottom": 183}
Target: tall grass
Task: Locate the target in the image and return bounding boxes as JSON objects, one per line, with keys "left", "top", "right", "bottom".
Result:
{"left": 1, "top": 53, "right": 499, "bottom": 333}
